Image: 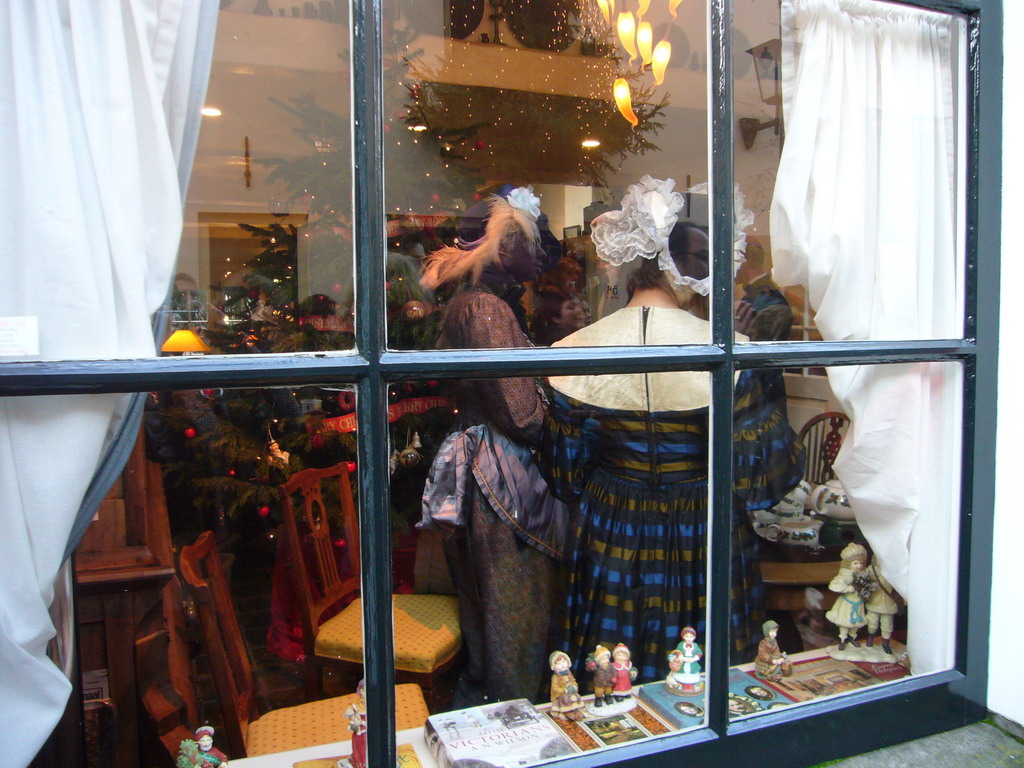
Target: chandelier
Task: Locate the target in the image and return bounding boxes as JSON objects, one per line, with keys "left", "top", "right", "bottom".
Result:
{"left": 593, "top": 0, "right": 677, "bottom": 125}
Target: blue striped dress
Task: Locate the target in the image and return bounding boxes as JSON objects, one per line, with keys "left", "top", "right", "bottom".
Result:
{"left": 541, "top": 370, "right": 804, "bottom": 682}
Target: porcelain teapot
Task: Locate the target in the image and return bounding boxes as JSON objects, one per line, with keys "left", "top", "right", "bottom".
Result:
{"left": 809, "top": 479, "right": 856, "bottom": 521}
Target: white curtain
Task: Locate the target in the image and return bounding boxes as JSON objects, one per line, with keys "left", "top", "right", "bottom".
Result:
{"left": 771, "top": 0, "right": 963, "bottom": 674}
{"left": 0, "top": 3, "right": 214, "bottom": 765}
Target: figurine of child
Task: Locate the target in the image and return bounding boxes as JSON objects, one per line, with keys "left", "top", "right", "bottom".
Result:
{"left": 864, "top": 558, "right": 900, "bottom": 655}
{"left": 665, "top": 627, "right": 704, "bottom": 694}
{"left": 754, "top": 620, "right": 788, "bottom": 682}
{"left": 178, "top": 725, "right": 228, "bottom": 767}
{"left": 586, "top": 645, "right": 614, "bottom": 706}
{"left": 345, "top": 680, "right": 368, "bottom": 768}
{"left": 676, "top": 627, "right": 702, "bottom": 680}
{"left": 548, "top": 651, "right": 587, "bottom": 720}
{"left": 825, "top": 543, "right": 873, "bottom": 650}
{"left": 610, "top": 643, "right": 638, "bottom": 701}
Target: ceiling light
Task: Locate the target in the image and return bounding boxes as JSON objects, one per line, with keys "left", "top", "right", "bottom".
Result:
{"left": 201, "top": 106, "right": 222, "bottom": 117}
{"left": 582, "top": 138, "right": 601, "bottom": 148}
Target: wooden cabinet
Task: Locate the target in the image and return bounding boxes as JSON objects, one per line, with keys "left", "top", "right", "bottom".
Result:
{"left": 74, "top": 429, "right": 192, "bottom": 768}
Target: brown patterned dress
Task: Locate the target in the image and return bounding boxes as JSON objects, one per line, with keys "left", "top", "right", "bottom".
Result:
{"left": 431, "top": 288, "right": 565, "bottom": 707}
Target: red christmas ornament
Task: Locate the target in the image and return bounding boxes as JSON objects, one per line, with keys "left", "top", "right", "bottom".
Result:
{"left": 427, "top": 380, "right": 438, "bottom": 388}
{"left": 337, "top": 391, "right": 355, "bottom": 411}
{"left": 345, "top": 461, "right": 357, "bottom": 473}
{"left": 311, "top": 434, "right": 325, "bottom": 450}
{"left": 332, "top": 283, "right": 343, "bottom": 293}
{"left": 183, "top": 427, "right": 197, "bottom": 439}
{"left": 334, "top": 537, "right": 347, "bottom": 548}
{"left": 430, "top": 193, "right": 441, "bottom": 204}
{"left": 258, "top": 505, "right": 271, "bottom": 517}
{"left": 402, "top": 300, "right": 427, "bottom": 322}
{"left": 228, "top": 469, "right": 236, "bottom": 477}
{"left": 473, "top": 193, "right": 482, "bottom": 201}
{"left": 475, "top": 140, "right": 486, "bottom": 150}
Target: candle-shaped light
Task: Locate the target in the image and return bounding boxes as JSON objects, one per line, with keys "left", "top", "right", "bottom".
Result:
{"left": 617, "top": 12, "right": 637, "bottom": 63}
{"left": 652, "top": 40, "right": 672, "bottom": 84}
{"left": 613, "top": 78, "right": 638, "bottom": 126}
{"left": 597, "top": 0, "right": 610, "bottom": 25}
{"left": 669, "top": 0, "right": 683, "bottom": 18}
{"left": 637, "top": 0, "right": 651, "bottom": 19}
{"left": 637, "top": 22, "right": 654, "bottom": 65}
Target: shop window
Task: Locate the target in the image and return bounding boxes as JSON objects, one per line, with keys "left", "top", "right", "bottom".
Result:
{"left": 729, "top": 361, "right": 962, "bottom": 720}
{"left": 176, "top": 4, "right": 356, "bottom": 354}
{"left": 11, "top": 0, "right": 982, "bottom": 766}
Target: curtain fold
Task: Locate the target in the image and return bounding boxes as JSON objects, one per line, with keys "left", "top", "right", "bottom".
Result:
{"left": 771, "top": 0, "right": 963, "bottom": 674}
{"left": 0, "top": 3, "right": 215, "bottom": 765}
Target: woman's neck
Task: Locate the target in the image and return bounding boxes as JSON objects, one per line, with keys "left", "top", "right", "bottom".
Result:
{"left": 625, "top": 287, "right": 679, "bottom": 309}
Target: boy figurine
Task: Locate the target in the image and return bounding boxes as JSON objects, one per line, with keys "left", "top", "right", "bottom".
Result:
{"left": 585, "top": 645, "right": 614, "bottom": 706}
{"left": 864, "top": 558, "right": 900, "bottom": 655}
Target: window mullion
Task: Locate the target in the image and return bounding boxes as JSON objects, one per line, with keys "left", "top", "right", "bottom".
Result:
{"left": 707, "top": 0, "right": 734, "bottom": 737}
{"left": 352, "top": 0, "right": 396, "bottom": 760}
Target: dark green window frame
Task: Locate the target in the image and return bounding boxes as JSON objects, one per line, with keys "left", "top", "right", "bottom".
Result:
{"left": 0, "top": 0, "right": 1000, "bottom": 765}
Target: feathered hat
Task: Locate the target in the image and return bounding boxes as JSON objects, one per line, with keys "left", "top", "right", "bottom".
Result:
{"left": 421, "top": 186, "right": 556, "bottom": 289}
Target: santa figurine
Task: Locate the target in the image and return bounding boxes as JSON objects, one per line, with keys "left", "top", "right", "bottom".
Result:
{"left": 345, "top": 680, "right": 368, "bottom": 768}
{"left": 186, "top": 725, "right": 228, "bottom": 767}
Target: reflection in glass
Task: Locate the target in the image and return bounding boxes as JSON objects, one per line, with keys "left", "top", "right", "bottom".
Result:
{"left": 174, "top": 6, "right": 355, "bottom": 354}
{"left": 733, "top": 1, "right": 964, "bottom": 344}
{"left": 732, "top": 361, "right": 962, "bottom": 719}
{"left": 383, "top": 0, "right": 709, "bottom": 351}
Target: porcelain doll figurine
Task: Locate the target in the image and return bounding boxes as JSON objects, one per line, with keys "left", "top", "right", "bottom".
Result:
{"left": 864, "top": 558, "right": 901, "bottom": 655}
{"left": 754, "top": 620, "right": 788, "bottom": 682}
{"left": 665, "top": 627, "right": 704, "bottom": 695}
{"left": 345, "top": 680, "right": 368, "bottom": 768}
{"left": 178, "top": 726, "right": 228, "bottom": 767}
{"left": 610, "top": 643, "right": 639, "bottom": 701}
{"left": 585, "top": 645, "right": 614, "bottom": 706}
{"left": 825, "top": 543, "right": 873, "bottom": 650}
{"left": 548, "top": 651, "right": 587, "bottom": 720}
{"left": 676, "top": 627, "right": 702, "bottom": 679}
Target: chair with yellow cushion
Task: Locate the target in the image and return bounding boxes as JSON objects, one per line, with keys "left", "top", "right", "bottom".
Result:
{"left": 278, "top": 462, "right": 461, "bottom": 709}
{"left": 179, "top": 530, "right": 429, "bottom": 759}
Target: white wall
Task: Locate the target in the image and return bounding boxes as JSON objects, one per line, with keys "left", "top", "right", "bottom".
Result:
{"left": 989, "top": 1, "right": 1024, "bottom": 727}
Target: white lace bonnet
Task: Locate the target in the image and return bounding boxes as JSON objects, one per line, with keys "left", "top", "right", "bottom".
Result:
{"left": 590, "top": 176, "right": 753, "bottom": 296}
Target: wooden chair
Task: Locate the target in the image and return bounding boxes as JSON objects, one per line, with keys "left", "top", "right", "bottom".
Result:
{"left": 178, "top": 531, "right": 430, "bottom": 759}
{"left": 278, "top": 463, "right": 461, "bottom": 708}
{"left": 798, "top": 411, "right": 851, "bottom": 485}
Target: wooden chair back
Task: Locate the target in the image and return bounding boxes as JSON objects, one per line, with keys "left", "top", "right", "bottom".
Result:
{"left": 135, "top": 628, "right": 195, "bottom": 765}
{"left": 798, "top": 411, "right": 851, "bottom": 485}
{"left": 278, "top": 463, "right": 361, "bottom": 661}
{"left": 178, "top": 531, "right": 255, "bottom": 759}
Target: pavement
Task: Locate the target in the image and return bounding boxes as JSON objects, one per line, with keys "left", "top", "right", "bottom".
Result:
{"left": 819, "top": 716, "right": 1024, "bottom": 768}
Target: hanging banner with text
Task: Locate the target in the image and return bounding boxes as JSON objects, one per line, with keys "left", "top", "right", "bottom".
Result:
{"left": 310, "top": 396, "right": 452, "bottom": 434}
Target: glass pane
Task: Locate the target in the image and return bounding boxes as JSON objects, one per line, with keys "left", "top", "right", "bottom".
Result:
{"left": 121, "top": 385, "right": 380, "bottom": 762}
{"left": 173, "top": 5, "right": 355, "bottom": 356}
{"left": 732, "top": 2, "right": 965, "bottom": 343}
{"left": 403, "top": 369, "right": 712, "bottom": 761}
{"left": 730, "top": 362, "right": 962, "bottom": 719}
{"left": 383, "top": 0, "right": 711, "bottom": 350}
